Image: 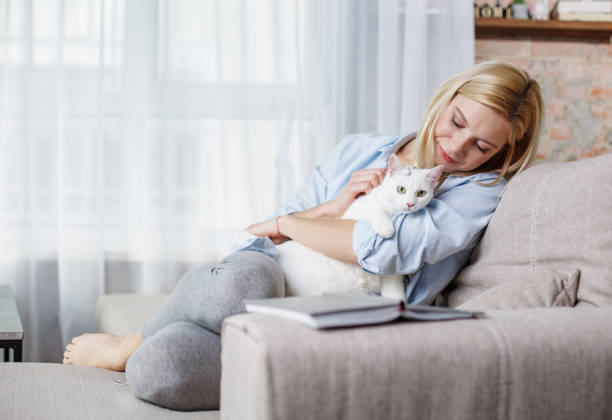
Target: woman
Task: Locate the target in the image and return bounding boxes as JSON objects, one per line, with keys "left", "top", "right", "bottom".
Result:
{"left": 62, "top": 61, "right": 543, "bottom": 411}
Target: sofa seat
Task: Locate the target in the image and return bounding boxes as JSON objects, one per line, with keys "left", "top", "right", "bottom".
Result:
{"left": 0, "top": 362, "right": 219, "bottom": 420}
{"left": 0, "top": 294, "right": 220, "bottom": 419}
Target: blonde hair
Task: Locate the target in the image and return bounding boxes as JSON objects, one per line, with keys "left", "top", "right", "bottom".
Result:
{"left": 414, "top": 61, "right": 543, "bottom": 185}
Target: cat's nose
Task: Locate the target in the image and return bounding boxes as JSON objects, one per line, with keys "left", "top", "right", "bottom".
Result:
{"left": 406, "top": 202, "right": 415, "bottom": 208}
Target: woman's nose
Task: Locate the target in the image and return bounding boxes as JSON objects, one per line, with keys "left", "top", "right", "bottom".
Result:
{"left": 448, "top": 135, "right": 469, "bottom": 158}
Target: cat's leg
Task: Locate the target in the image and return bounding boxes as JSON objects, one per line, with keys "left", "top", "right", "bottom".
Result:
{"left": 366, "top": 212, "right": 395, "bottom": 238}
{"left": 380, "top": 276, "right": 406, "bottom": 301}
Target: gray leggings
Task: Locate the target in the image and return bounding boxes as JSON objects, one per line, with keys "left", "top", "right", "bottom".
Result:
{"left": 124, "top": 251, "right": 284, "bottom": 411}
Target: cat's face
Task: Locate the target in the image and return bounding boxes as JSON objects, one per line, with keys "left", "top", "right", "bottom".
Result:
{"left": 378, "top": 154, "right": 444, "bottom": 214}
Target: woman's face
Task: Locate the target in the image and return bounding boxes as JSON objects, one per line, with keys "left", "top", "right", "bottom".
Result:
{"left": 433, "top": 94, "right": 510, "bottom": 172}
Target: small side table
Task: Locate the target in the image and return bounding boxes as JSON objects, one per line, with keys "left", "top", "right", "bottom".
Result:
{"left": 0, "top": 285, "right": 24, "bottom": 362}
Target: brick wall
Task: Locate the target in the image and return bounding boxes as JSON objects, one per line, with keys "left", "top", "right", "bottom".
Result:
{"left": 476, "top": 38, "right": 612, "bottom": 162}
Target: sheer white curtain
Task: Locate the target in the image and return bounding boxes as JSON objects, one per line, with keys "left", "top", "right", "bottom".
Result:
{"left": 0, "top": 0, "right": 473, "bottom": 362}
{"left": 308, "top": 0, "right": 474, "bottom": 148}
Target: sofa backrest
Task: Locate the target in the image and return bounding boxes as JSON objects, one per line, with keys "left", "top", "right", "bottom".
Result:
{"left": 445, "top": 153, "right": 612, "bottom": 309}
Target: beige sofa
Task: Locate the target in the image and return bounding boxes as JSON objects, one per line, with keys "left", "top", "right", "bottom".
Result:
{"left": 2, "top": 153, "right": 611, "bottom": 420}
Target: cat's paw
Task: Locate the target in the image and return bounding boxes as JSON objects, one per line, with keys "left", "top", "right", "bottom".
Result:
{"left": 367, "top": 215, "right": 395, "bottom": 238}
{"left": 374, "top": 223, "right": 395, "bottom": 238}
{"left": 381, "top": 282, "right": 406, "bottom": 301}
{"left": 378, "top": 227, "right": 394, "bottom": 238}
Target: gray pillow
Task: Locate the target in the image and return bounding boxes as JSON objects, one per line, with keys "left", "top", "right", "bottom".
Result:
{"left": 456, "top": 268, "right": 579, "bottom": 311}
{"left": 445, "top": 153, "right": 612, "bottom": 309}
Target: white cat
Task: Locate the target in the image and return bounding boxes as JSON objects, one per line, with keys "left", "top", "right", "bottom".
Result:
{"left": 277, "top": 154, "right": 444, "bottom": 300}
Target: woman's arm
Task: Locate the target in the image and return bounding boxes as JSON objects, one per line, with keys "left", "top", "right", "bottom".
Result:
{"left": 288, "top": 167, "right": 386, "bottom": 220}
{"left": 246, "top": 215, "right": 358, "bottom": 263}
{"left": 279, "top": 216, "right": 358, "bottom": 263}
{"left": 246, "top": 167, "right": 385, "bottom": 260}
{"left": 290, "top": 202, "right": 337, "bottom": 219}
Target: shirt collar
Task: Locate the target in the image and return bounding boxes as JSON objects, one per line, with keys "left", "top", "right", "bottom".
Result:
{"left": 378, "top": 132, "right": 417, "bottom": 164}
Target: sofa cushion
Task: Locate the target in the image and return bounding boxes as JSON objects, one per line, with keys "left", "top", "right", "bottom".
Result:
{"left": 455, "top": 268, "right": 579, "bottom": 311}
{"left": 0, "top": 363, "right": 218, "bottom": 419}
{"left": 446, "top": 153, "right": 612, "bottom": 308}
{"left": 96, "top": 294, "right": 169, "bottom": 335}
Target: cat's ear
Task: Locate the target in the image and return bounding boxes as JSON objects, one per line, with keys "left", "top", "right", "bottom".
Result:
{"left": 426, "top": 165, "right": 444, "bottom": 187}
{"left": 387, "top": 154, "right": 406, "bottom": 176}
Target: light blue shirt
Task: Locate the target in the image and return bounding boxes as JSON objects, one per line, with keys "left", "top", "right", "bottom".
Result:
{"left": 236, "top": 132, "right": 507, "bottom": 305}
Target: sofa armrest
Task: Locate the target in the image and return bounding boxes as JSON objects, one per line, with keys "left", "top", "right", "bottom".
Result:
{"left": 220, "top": 307, "right": 612, "bottom": 420}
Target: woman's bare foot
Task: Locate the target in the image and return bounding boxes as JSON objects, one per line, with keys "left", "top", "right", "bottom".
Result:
{"left": 62, "top": 331, "right": 142, "bottom": 371}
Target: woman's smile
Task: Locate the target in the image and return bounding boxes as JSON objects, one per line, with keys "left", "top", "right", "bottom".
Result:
{"left": 438, "top": 144, "right": 456, "bottom": 164}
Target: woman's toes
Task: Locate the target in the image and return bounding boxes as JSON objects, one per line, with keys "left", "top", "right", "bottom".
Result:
{"left": 71, "top": 334, "right": 88, "bottom": 344}
{"left": 63, "top": 357, "right": 72, "bottom": 364}
{"left": 64, "top": 350, "right": 70, "bottom": 358}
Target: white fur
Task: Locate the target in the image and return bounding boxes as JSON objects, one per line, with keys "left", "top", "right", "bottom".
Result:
{"left": 277, "top": 155, "right": 443, "bottom": 300}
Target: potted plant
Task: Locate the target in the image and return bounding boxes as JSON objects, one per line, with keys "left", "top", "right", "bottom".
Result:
{"left": 512, "top": 0, "right": 529, "bottom": 19}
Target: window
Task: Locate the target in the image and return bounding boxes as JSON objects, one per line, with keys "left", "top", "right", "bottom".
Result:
{"left": 0, "top": 0, "right": 310, "bottom": 260}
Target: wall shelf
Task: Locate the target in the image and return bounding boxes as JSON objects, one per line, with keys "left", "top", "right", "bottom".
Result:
{"left": 475, "top": 18, "right": 612, "bottom": 41}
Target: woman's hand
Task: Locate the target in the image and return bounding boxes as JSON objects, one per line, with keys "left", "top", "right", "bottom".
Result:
{"left": 247, "top": 217, "right": 290, "bottom": 245}
{"left": 246, "top": 168, "right": 385, "bottom": 244}
{"left": 327, "top": 168, "right": 386, "bottom": 218}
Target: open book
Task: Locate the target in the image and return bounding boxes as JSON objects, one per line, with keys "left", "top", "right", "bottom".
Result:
{"left": 243, "top": 293, "right": 484, "bottom": 329}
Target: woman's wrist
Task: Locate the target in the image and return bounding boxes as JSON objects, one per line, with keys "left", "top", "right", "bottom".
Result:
{"left": 275, "top": 215, "right": 281, "bottom": 237}
{"left": 277, "top": 214, "right": 290, "bottom": 237}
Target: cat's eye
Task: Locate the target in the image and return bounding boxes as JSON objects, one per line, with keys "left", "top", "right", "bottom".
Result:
{"left": 416, "top": 190, "right": 427, "bottom": 197}
{"left": 397, "top": 186, "right": 406, "bottom": 194}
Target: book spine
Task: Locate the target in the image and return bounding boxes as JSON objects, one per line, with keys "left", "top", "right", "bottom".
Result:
{"left": 557, "top": 1, "right": 612, "bottom": 14}
{"left": 557, "top": 12, "right": 612, "bottom": 21}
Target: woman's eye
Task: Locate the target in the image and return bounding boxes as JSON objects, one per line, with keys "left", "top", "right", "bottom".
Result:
{"left": 452, "top": 118, "right": 461, "bottom": 128}
{"left": 476, "top": 143, "right": 489, "bottom": 153}
{"left": 416, "top": 190, "right": 427, "bottom": 197}
{"left": 397, "top": 186, "right": 406, "bottom": 194}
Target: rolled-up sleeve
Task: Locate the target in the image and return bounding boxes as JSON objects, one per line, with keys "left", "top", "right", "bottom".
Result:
{"left": 353, "top": 175, "right": 506, "bottom": 275}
